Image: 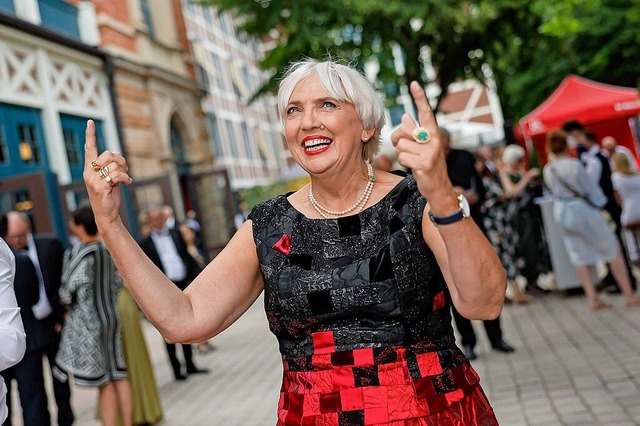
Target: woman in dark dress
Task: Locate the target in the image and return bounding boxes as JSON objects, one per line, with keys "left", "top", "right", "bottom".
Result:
{"left": 500, "top": 145, "right": 551, "bottom": 296}
{"left": 82, "top": 59, "right": 506, "bottom": 425}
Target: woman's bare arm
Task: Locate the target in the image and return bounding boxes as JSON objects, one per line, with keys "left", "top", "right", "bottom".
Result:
{"left": 83, "top": 120, "right": 263, "bottom": 344}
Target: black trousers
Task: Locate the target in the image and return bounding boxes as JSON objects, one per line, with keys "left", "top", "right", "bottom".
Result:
{"left": 167, "top": 278, "right": 196, "bottom": 378}
{"left": 602, "top": 211, "right": 637, "bottom": 290}
{"left": 451, "top": 306, "right": 502, "bottom": 348}
{"left": 1, "top": 350, "right": 49, "bottom": 426}
{"left": 44, "top": 329, "right": 74, "bottom": 426}
{"left": 166, "top": 342, "right": 197, "bottom": 377}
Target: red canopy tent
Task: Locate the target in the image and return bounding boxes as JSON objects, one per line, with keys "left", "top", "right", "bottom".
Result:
{"left": 516, "top": 75, "right": 640, "bottom": 164}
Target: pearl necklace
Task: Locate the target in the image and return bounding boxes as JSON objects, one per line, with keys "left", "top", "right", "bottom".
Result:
{"left": 308, "top": 161, "right": 375, "bottom": 219}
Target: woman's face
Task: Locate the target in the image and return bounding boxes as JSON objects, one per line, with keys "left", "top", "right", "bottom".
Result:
{"left": 283, "top": 74, "right": 373, "bottom": 175}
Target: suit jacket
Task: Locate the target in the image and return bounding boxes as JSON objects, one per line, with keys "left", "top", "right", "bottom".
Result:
{"left": 12, "top": 251, "right": 48, "bottom": 353}
{"left": 139, "top": 228, "right": 201, "bottom": 290}
{"left": 33, "top": 235, "right": 66, "bottom": 333}
{"left": 446, "top": 148, "right": 487, "bottom": 232}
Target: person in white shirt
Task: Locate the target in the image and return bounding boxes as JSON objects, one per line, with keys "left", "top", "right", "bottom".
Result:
{"left": 611, "top": 152, "right": 640, "bottom": 266}
{"left": 0, "top": 215, "right": 27, "bottom": 424}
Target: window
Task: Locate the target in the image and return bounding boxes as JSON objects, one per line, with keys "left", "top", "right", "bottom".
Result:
{"left": 18, "top": 123, "right": 41, "bottom": 165}
{"left": 63, "top": 128, "right": 81, "bottom": 166}
{"left": 0, "top": 123, "right": 7, "bottom": 164}
{"left": 207, "top": 114, "right": 223, "bottom": 157}
{"left": 38, "top": 0, "right": 80, "bottom": 40}
{"left": 0, "top": 0, "right": 15, "bottom": 15}
{"left": 140, "top": 0, "right": 155, "bottom": 38}
{"left": 241, "top": 123, "right": 253, "bottom": 159}
{"left": 225, "top": 120, "right": 238, "bottom": 157}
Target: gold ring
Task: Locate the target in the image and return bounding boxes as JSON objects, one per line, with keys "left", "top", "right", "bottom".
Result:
{"left": 105, "top": 176, "right": 115, "bottom": 187}
{"left": 99, "top": 166, "right": 110, "bottom": 178}
{"left": 412, "top": 127, "right": 431, "bottom": 144}
{"left": 91, "top": 160, "right": 101, "bottom": 172}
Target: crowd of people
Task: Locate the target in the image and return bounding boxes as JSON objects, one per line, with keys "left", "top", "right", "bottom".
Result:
{"left": 0, "top": 202, "right": 219, "bottom": 425}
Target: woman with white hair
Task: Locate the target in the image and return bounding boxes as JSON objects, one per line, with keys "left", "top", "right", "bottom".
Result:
{"left": 500, "top": 145, "right": 551, "bottom": 296}
{"left": 81, "top": 58, "right": 506, "bottom": 424}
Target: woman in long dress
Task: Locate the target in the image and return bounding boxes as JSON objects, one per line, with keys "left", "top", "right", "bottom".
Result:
{"left": 54, "top": 205, "right": 133, "bottom": 426}
{"left": 118, "top": 287, "right": 163, "bottom": 425}
{"left": 542, "top": 130, "right": 640, "bottom": 310}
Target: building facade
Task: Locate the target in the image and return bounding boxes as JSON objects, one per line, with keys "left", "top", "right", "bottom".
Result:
{"left": 91, "top": 0, "right": 237, "bottom": 255}
{"left": 0, "top": 0, "right": 239, "bottom": 256}
{"left": 0, "top": 0, "right": 121, "bottom": 238}
{"left": 181, "top": 1, "right": 289, "bottom": 191}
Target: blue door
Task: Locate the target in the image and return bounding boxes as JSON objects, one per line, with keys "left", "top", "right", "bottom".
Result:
{"left": 60, "top": 114, "right": 105, "bottom": 181}
{"left": 0, "top": 103, "right": 48, "bottom": 178}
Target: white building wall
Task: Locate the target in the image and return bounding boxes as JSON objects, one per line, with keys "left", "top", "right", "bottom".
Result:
{"left": 182, "top": 1, "right": 288, "bottom": 191}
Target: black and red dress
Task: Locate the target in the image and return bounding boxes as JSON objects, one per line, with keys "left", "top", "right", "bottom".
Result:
{"left": 251, "top": 175, "right": 497, "bottom": 425}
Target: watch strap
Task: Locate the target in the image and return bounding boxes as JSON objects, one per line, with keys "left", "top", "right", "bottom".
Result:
{"left": 428, "top": 209, "right": 465, "bottom": 225}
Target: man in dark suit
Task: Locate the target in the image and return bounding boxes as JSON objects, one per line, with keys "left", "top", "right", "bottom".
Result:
{"left": 1, "top": 221, "right": 49, "bottom": 426}
{"left": 139, "top": 205, "right": 209, "bottom": 381}
{"left": 440, "top": 128, "right": 515, "bottom": 361}
{"left": 5, "top": 211, "right": 74, "bottom": 425}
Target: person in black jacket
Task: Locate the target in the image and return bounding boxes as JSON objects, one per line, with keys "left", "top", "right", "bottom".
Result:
{"left": 139, "top": 205, "right": 209, "bottom": 381}
{"left": 0, "top": 222, "right": 49, "bottom": 426}
{"left": 4, "top": 211, "right": 74, "bottom": 426}
{"left": 441, "top": 128, "right": 515, "bottom": 361}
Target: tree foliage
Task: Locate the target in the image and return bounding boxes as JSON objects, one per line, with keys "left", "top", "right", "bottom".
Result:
{"left": 195, "top": 0, "right": 640, "bottom": 122}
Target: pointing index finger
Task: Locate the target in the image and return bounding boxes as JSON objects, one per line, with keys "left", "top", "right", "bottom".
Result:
{"left": 84, "top": 119, "right": 98, "bottom": 170}
{"left": 409, "top": 81, "right": 437, "bottom": 130}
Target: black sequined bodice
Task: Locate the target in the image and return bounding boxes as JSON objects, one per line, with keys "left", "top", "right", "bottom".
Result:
{"left": 251, "top": 176, "right": 461, "bottom": 370}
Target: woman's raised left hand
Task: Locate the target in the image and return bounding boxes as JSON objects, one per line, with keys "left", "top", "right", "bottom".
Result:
{"left": 83, "top": 119, "right": 133, "bottom": 229}
{"left": 391, "top": 81, "right": 455, "bottom": 207}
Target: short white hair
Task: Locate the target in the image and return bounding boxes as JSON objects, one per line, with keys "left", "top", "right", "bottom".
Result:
{"left": 277, "top": 59, "right": 386, "bottom": 161}
{"left": 502, "top": 145, "right": 525, "bottom": 166}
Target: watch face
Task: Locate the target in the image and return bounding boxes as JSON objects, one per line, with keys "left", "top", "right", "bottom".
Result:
{"left": 459, "top": 194, "right": 471, "bottom": 218}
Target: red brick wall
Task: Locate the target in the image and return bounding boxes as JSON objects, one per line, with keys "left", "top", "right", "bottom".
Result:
{"left": 92, "top": 0, "right": 136, "bottom": 52}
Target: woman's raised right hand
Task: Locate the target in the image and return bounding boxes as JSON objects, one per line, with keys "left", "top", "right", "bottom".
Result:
{"left": 83, "top": 119, "right": 133, "bottom": 228}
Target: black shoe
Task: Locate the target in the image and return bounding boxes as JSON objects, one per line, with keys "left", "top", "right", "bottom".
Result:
{"left": 186, "top": 367, "right": 210, "bottom": 375}
{"left": 525, "top": 282, "right": 550, "bottom": 296}
{"left": 175, "top": 373, "right": 187, "bottom": 381}
{"left": 491, "top": 340, "right": 515, "bottom": 353}
{"left": 463, "top": 345, "right": 477, "bottom": 361}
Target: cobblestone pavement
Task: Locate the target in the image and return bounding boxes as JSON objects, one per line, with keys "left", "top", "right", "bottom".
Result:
{"left": 13, "top": 287, "right": 640, "bottom": 425}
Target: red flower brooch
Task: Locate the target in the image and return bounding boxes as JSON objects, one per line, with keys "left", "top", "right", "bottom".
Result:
{"left": 272, "top": 234, "right": 291, "bottom": 255}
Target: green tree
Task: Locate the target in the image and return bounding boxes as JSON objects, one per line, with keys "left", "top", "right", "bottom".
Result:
{"left": 195, "top": 0, "right": 640, "bottom": 122}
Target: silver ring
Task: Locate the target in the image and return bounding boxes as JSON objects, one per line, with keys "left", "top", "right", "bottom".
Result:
{"left": 412, "top": 127, "right": 431, "bottom": 144}
{"left": 99, "top": 166, "right": 110, "bottom": 178}
{"left": 105, "top": 176, "right": 115, "bottom": 187}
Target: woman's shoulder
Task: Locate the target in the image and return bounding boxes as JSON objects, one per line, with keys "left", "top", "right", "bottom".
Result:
{"left": 249, "top": 194, "right": 291, "bottom": 223}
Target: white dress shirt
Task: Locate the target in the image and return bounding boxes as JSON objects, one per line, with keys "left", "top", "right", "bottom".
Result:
{"left": 26, "top": 234, "right": 53, "bottom": 320}
{"left": 150, "top": 228, "right": 187, "bottom": 282}
{"left": 0, "top": 238, "right": 27, "bottom": 423}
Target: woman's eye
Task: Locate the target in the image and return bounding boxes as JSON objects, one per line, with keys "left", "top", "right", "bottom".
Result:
{"left": 286, "top": 106, "right": 300, "bottom": 115}
{"left": 322, "top": 101, "right": 336, "bottom": 108}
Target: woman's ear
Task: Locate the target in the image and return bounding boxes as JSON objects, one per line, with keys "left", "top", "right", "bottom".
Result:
{"left": 362, "top": 127, "right": 375, "bottom": 142}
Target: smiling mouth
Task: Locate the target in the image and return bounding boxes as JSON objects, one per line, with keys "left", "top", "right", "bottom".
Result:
{"left": 303, "top": 138, "right": 332, "bottom": 152}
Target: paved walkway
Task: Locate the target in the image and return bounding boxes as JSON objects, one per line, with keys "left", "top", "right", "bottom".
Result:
{"left": 13, "top": 283, "right": 640, "bottom": 425}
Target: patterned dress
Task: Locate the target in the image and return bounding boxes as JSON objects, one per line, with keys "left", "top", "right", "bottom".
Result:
{"left": 251, "top": 176, "right": 497, "bottom": 425}
{"left": 480, "top": 176, "right": 523, "bottom": 281}
{"left": 54, "top": 242, "right": 127, "bottom": 387}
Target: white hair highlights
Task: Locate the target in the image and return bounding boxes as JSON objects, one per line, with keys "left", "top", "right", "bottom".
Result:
{"left": 277, "top": 59, "right": 386, "bottom": 161}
